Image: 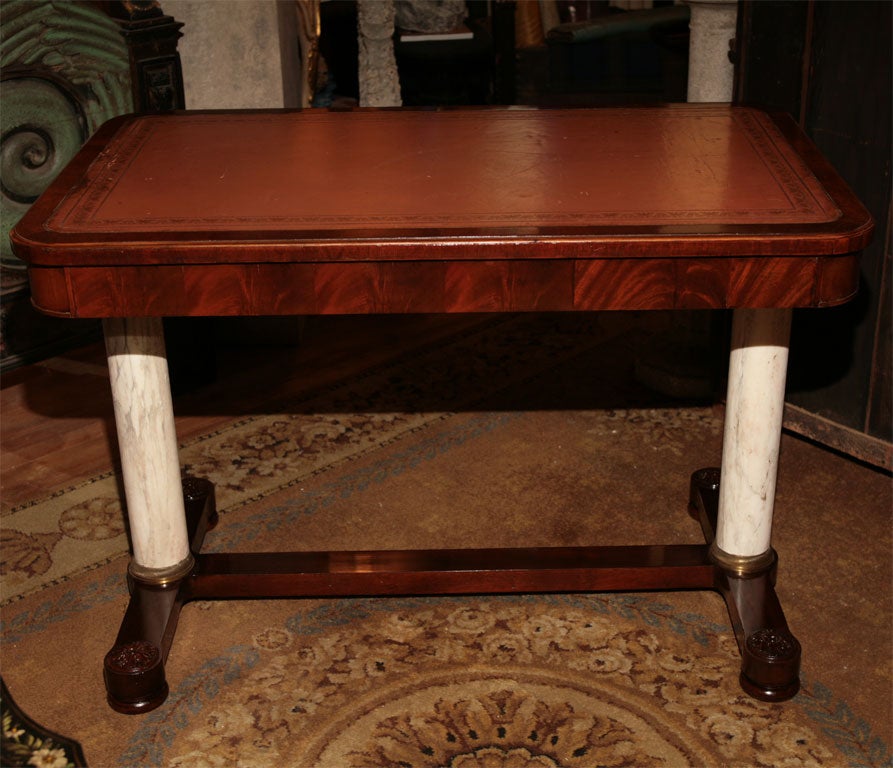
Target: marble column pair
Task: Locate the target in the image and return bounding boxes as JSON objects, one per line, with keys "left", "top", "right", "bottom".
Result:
{"left": 104, "top": 307, "right": 792, "bottom": 580}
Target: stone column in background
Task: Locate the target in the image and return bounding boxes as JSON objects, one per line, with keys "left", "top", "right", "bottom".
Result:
{"left": 163, "top": 0, "right": 299, "bottom": 109}
{"left": 686, "top": 0, "right": 738, "bottom": 103}
{"left": 357, "top": 0, "right": 402, "bottom": 107}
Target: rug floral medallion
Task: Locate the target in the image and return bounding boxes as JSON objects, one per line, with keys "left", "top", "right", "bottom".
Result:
{"left": 109, "top": 594, "right": 858, "bottom": 768}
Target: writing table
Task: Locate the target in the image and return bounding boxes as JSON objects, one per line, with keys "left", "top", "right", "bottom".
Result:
{"left": 11, "top": 105, "right": 873, "bottom": 713}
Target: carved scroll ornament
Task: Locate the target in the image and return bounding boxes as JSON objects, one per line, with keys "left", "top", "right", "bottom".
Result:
{"left": 1, "top": 0, "right": 133, "bottom": 277}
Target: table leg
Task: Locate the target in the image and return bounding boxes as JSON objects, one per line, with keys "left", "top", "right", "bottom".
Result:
{"left": 716, "top": 308, "right": 790, "bottom": 564}
{"left": 712, "top": 308, "right": 801, "bottom": 700}
{"left": 103, "top": 318, "right": 191, "bottom": 579}
{"left": 96, "top": 311, "right": 803, "bottom": 710}
{"left": 102, "top": 318, "right": 194, "bottom": 712}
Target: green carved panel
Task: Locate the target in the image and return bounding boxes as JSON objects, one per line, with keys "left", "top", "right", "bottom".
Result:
{"left": 1, "top": 0, "right": 134, "bottom": 276}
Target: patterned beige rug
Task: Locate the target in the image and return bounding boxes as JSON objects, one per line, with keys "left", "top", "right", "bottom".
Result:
{"left": 2, "top": 314, "right": 890, "bottom": 767}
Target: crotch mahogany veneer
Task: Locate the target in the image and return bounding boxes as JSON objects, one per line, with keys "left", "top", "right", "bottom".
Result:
{"left": 11, "top": 105, "right": 873, "bottom": 713}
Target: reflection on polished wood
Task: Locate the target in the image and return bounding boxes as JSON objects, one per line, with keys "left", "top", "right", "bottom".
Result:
{"left": 188, "top": 544, "right": 716, "bottom": 598}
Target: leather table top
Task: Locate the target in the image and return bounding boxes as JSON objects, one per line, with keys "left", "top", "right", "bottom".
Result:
{"left": 11, "top": 105, "right": 874, "bottom": 318}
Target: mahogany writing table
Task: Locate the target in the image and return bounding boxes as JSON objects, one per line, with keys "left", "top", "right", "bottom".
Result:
{"left": 11, "top": 105, "right": 873, "bottom": 713}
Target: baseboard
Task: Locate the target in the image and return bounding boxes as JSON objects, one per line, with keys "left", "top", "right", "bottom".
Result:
{"left": 783, "top": 403, "right": 892, "bottom": 472}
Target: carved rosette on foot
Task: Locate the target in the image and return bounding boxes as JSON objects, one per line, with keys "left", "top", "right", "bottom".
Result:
{"left": 105, "top": 476, "right": 218, "bottom": 714}
{"left": 719, "top": 563, "right": 802, "bottom": 702}
{"left": 103, "top": 640, "right": 167, "bottom": 715}
{"left": 741, "top": 627, "right": 802, "bottom": 702}
{"left": 689, "top": 467, "right": 802, "bottom": 702}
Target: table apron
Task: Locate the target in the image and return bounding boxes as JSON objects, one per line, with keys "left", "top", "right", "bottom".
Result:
{"left": 29, "top": 254, "right": 859, "bottom": 317}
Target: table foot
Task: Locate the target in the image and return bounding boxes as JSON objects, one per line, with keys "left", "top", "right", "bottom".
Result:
{"left": 104, "top": 477, "right": 216, "bottom": 715}
{"left": 690, "top": 468, "right": 801, "bottom": 702}
{"left": 740, "top": 626, "right": 802, "bottom": 702}
{"left": 104, "top": 630, "right": 171, "bottom": 714}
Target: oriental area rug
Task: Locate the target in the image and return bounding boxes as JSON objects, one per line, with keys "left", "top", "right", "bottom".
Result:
{"left": 1, "top": 313, "right": 890, "bottom": 768}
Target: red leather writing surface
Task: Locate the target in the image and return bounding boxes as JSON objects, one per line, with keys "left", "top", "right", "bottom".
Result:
{"left": 11, "top": 105, "right": 874, "bottom": 317}
{"left": 46, "top": 107, "right": 837, "bottom": 234}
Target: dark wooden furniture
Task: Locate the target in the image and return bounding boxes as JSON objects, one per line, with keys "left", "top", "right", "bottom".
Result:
{"left": 11, "top": 106, "right": 873, "bottom": 713}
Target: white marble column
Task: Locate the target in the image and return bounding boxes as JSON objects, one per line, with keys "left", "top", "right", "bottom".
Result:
{"left": 104, "top": 318, "right": 191, "bottom": 583}
{"left": 715, "top": 308, "right": 792, "bottom": 566}
{"left": 685, "top": 0, "right": 790, "bottom": 570}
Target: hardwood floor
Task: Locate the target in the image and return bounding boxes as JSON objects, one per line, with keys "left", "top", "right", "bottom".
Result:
{"left": 0, "top": 315, "right": 493, "bottom": 512}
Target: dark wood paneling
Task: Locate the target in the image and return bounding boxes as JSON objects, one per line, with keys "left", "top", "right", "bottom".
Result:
{"left": 734, "top": 0, "right": 811, "bottom": 119}
{"left": 794, "top": 1, "right": 892, "bottom": 442}
{"left": 868, "top": 212, "right": 892, "bottom": 439}
{"left": 736, "top": 0, "right": 893, "bottom": 455}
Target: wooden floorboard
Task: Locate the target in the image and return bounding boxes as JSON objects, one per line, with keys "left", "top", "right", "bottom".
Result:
{"left": 1, "top": 315, "right": 495, "bottom": 511}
